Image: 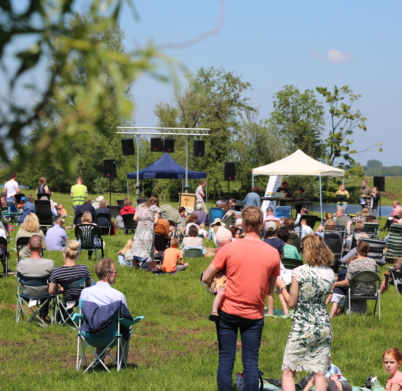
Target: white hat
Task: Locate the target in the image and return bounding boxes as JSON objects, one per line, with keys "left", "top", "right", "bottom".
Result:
{"left": 96, "top": 196, "right": 105, "bottom": 202}
{"left": 210, "top": 218, "right": 226, "bottom": 227}
{"left": 264, "top": 221, "right": 277, "bottom": 231}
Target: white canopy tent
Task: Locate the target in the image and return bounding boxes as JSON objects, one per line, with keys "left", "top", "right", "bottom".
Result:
{"left": 252, "top": 149, "right": 345, "bottom": 219}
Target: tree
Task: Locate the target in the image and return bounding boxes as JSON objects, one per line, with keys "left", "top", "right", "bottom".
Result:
{"left": 7, "top": 14, "right": 137, "bottom": 192}
{"left": 0, "top": 0, "right": 175, "bottom": 172}
{"left": 267, "top": 85, "right": 326, "bottom": 159}
{"left": 316, "top": 86, "right": 369, "bottom": 170}
{"left": 154, "top": 66, "right": 256, "bottom": 195}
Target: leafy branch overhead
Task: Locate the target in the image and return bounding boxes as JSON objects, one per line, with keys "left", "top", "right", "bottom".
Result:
{"left": 0, "top": 0, "right": 180, "bottom": 170}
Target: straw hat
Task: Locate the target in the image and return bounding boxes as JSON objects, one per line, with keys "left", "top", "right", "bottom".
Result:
{"left": 210, "top": 218, "right": 226, "bottom": 227}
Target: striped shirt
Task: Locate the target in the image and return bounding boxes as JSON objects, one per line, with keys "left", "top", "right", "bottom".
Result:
{"left": 49, "top": 265, "right": 91, "bottom": 301}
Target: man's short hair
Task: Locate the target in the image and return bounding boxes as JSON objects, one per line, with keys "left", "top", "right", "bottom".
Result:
{"left": 28, "top": 235, "right": 42, "bottom": 251}
{"left": 100, "top": 199, "right": 108, "bottom": 207}
{"left": 178, "top": 206, "right": 186, "bottom": 213}
{"left": 241, "top": 206, "right": 263, "bottom": 233}
{"left": 200, "top": 180, "right": 206, "bottom": 185}
{"left": 170, "top": 238, "right": 179, "bottom": 248}
{"left": 10, "top": 173, "right": 17, "bottom": 179}
{"left": 95, "top": 258, "right": 115, "bottom": 280}
{"left": 252, "top": 186, "right": 261, "bottom": 193}
{"left": 77, "top": 176, "right": 83, "bottom": 181}
{"left": 55, "top": 218, "right": 64, "bottom": 226}
{"left": 365, "top": 216, "right": 377, "bottom": 223}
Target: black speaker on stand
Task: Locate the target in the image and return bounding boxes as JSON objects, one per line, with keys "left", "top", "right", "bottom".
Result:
{"left": 373, "top": 176, "right": 385, "bottom": 218}
{"left": 121, "top": 139, "right": 134, "bottom": 155}
{"left": 104, "top": 159, "right": 116, "bottom": 205}
{"left": 193, "top": 140, "right": 205, "bottom": 157}
{"left": 224, "top": 162, "right": 236, "bottom": 197}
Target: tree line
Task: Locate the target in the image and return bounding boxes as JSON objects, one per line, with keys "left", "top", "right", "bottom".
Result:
{"left": 2, "top": 13, "right": 377, "bottom": 201}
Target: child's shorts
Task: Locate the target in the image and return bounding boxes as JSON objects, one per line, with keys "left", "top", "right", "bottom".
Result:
{"left": 331, "top": 293, "right": 346, "bottom": 307}
{"left": 210, "top": 271, "right": 226, "bottom": 293}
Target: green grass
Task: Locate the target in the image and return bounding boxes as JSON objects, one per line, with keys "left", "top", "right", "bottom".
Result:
{"left": 0, "top": 193, "right": 400, "bottom": 390}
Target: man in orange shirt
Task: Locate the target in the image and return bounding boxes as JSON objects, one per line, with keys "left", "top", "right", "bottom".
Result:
{"left": 161, "top": 239, "right": 189, "bottom": 273}
{"left": 202, "top": 206, "right": 280, "bottom": 391}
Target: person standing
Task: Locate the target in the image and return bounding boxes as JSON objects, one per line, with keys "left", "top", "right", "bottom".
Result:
{"left": 334, "top": 184, "right": 349, "bottom": 213}
{"left": 360, "top": 180, "right": 372, "bottom": 210}
{"left": 4, "top": 173, "right": 20, "bottom": 200}
{"left": 36, "top": 177, "right": 51, "bottom": 195}
{"left": 243, "top": 186, "right": 261, "bottom": 207}
{"left": 195, "top": 181, "right": 207, "bottom": 212}
{"left": 370, "top": 186, "right": 381, "bottom": 217}
{"left": 70, "top": 176, "right": 88, "bottom": 213}
{"left": 202, "top": 206, "right": 280, "bottom": 391}
{"left": 277, "top": 234, "right": 335, "bottom": 391}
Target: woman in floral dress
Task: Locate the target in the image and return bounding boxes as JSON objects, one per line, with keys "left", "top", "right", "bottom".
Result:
{"left": 276, "top": 234, "right": 335, "bottom": 391}
{"left": 128, "top": 197, "right": 159, "bottom": 267}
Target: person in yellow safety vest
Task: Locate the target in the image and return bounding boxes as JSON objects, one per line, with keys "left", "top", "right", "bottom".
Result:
{"left": 70, "top": 176, "right": 88, "bottom": 213}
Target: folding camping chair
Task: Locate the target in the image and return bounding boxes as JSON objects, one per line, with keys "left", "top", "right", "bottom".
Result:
{"left": 74, "top": 301, "right": 144, "bottom": 372}
{"left": 282, "top": 258, "right": 303, "bottom": 270}
{"left": 16, "top": 274, "right": 57, "bottom": 327}
{"left": 75, "top": 225, "right": 104, "bottom": 261}
{"left": 55, "top": 277, "right": 88, "bottom": 329}
{"left": 365, "top": 238, "right": 386, "bottom": 266}
{"left": 385, "top": 224, "right": 402, "bottom": 263}
{"left": 275, "top": 206, "right": 291, "bottom": 219}
{"left": 387, "top": 267, "right": 402, "bottom": 294}
{"left": 363, "top": 222, "right": 379, "bottom": 239}
{"left": 347, "top": 271, "right": 381, "bottom": 319}
{"left": 0, "top": 237, "right": 9, "bottom": 277}
{"left": 183, "top": 247, "right": 204, "bottom": 258}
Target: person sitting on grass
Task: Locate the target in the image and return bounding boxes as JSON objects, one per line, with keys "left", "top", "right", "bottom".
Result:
{"left": 57, "top": 204, "right": 68, "bottom": 218}
{"left": 117, "top": 238, "right": 134, "bottom": 267}
{"left": 160, "top": 238, "right": 189, "bottom": 273}
{"left": 383, "top": 348, "right": 402, "bottom": 391}
{"left": 302, "top": 355, "right": 352, "bottom": 391}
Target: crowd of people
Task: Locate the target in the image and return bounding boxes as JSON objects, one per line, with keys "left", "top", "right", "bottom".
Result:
{"left": 5, "top": 173, "right": 402, "bottom": 390}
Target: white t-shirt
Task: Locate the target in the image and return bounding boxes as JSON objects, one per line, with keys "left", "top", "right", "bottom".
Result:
{"left": 4, "top": 179, "right": 19, "bottom": 197}
{"left": 195, "top": 185, "right": 204, "bottom": 203}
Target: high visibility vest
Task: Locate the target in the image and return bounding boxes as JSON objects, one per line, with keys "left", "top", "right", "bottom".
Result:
{"left": 71, "top": 184, "right": 87, "bottom": 206}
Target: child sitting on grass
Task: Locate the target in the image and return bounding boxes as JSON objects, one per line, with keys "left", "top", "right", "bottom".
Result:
{"left": 303, "top": 355, "right": 352, "bottom": 391}
{"left": 198, "top": 223, "right": 208, "bottom": 238}
{"left": 161, "top": 238, "right": 189, "bottom": 273}
{"left": 209, "top": 228, "right": 233, "bottom": 321}
{"left": 58, "top": 204, "right": 68, "bottom": 217}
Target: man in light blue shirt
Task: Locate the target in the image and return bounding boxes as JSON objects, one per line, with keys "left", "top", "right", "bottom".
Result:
{"left": 80, "top": 258, "right": 127, "bottom": 307}
{"left": 243, "top": 186, "right": 261, "bottom": 207}
{"left": 45, "top": 219, "right": 68, "bottom": 251}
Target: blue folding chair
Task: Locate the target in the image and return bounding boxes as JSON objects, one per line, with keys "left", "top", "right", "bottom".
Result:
{"left": 275, "top": 206, "right": 291, "bottom": 219}
{"left": 16, "top": 274, "right": 57, "bottom": 327}
{"left": 209, "top": 207, "right": 225, "bottom": 223}
{"left": 74, "top": 300, "right": 144, "bottom": 372}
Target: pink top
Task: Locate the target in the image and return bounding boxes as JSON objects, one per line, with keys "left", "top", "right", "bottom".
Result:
{"left": 391, "top": 205, "right": 402, "bottom": 221}
{"left": 386, "top": 371, "right": 402, "bottom": 391}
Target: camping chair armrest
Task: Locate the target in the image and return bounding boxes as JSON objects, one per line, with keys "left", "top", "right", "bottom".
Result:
{"left": 72, "top": 313, "right": 83, "bottom": 324}
{"left": 119, "top": 316, "right": 144, "bottom": 327}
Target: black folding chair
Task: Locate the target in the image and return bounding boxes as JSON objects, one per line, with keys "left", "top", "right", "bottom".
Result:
{"left": 282, "top": 258, "right": 303, "bottom": 270}
{"left": 74, "top": 212, "right": 84, "bottom": 226}
{"left": 34, "top": 200, "right": 53, "bottom": 231}
{"left": 75, "top": 225, "right": 104, "bottom": 261}
{"left": 95, "top": 212, "right": 112, "bottom": 235}
{"left": 323, "top": 230, "right": 344, "bottom": 273}
{"left": 122, "top": 214, "right": 137, "bottom": 234}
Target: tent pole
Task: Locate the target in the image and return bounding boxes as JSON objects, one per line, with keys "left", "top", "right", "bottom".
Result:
{"left": 319, "top": 175, "right": 323, "bottom": 222}
{"left": 127, "top": 179, "right": 129, "bottom": 199}
{"left": 185, "top": 136, "right": 189, "bottom": 189}
{"left": 252, "top": 174, "right": 255, "bottom": 188}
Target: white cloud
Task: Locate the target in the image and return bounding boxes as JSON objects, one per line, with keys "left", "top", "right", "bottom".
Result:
{"left": 324, "top": 49, "right": 355, "bottom": 63}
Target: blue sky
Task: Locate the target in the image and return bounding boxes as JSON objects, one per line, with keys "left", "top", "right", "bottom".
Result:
{"left": 6, "top": 0, "right": 402, "bottom": 167}
{"left": 113, "top": 0, "right": 401, "bottom": 167}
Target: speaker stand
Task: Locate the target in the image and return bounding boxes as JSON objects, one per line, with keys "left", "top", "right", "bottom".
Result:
{"left": 227, "top": 180, "right": 230, "bottom": 198}
{"left": 379, "top": 193, "right": 382, "bottom": 219}
{"left": 109, "top": 176, "right": 112, "bottom": 206}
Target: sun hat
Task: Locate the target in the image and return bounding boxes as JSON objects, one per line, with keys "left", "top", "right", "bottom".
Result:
{"left": 215, "top": 200, "right": 224, "bottom": 206}
{"left": 210, "top": 218, "right": 226, "bottom": 227}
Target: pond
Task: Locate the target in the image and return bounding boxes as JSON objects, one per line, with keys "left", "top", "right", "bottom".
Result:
{"left": 310, "top": 202, "right": 392, "bottom": 217}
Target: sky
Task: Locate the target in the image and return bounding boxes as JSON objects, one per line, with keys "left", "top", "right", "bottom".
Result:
{"left": 5, "top": 0, "right": 402, "bottom": 167}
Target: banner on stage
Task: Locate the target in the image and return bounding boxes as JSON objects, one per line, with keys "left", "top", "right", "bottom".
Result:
{"left": 261, "top": 175, "right": 283, "bottom": 216}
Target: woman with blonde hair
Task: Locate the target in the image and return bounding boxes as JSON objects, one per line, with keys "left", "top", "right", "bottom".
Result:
{"left": 277, "top": 234, "right": 335, "bottom": 391}
{"left": 48, "top": 240, "right": 91, "bottom": 303}
{"left": 36, "top": 177, "right": 50, "bottom": 195}
{"left": 127, "top": 196, "right": 159, "bottom": 268}
{"left": 16, "top": 213, "right": 46, "bottom": 259}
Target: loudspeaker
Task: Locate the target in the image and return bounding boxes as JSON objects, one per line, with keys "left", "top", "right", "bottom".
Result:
{"left": 137, "top": 198, "right": 148, "bottom": 206}
{"left": 164, "top": 138, "right": 175, "bottom": 153}
{"left": 224, "top": 162, "right": 236, "bottom": 181}
{"left": 104, "top": 159, "right": 116, "bottom": 178}
{"left": 373, "top": 176, "right": 385, "bottom": 192}
{"left": 193, "top": 140, "right": 205, "bottom": 157}
{"left": 151, "top": 138, "right": 163, "bottom": 152}
{"left": 121, "top": 139, "right": 134, "bottom": 155}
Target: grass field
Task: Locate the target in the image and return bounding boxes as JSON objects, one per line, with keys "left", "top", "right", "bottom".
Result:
{"left": 0, "top": 193, "right": 401, "bottom": 391}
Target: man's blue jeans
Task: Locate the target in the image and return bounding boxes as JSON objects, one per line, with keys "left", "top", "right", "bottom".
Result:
{"left": 215, "top": 310, "right": 264, "bottom": 391}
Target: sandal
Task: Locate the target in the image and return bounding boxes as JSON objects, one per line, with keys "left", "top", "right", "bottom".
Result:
{"left": 209, "top": 312, "right": 219, "bottom": 322}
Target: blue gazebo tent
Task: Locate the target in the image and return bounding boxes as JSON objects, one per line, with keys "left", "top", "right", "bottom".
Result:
{"left": 127, "top": 153, "right": 206, "bottom": 179}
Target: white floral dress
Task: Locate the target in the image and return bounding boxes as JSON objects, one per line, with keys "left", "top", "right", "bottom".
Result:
{"left": 282, "top": 264, "right": 335, "bottom": 374}
{"left": 127, "top": 204, "right": 160, "bottom": 260}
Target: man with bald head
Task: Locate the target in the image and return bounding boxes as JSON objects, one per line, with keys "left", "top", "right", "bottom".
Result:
{"left": 17, "top": 235, "right": 55, "bottom": 322}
